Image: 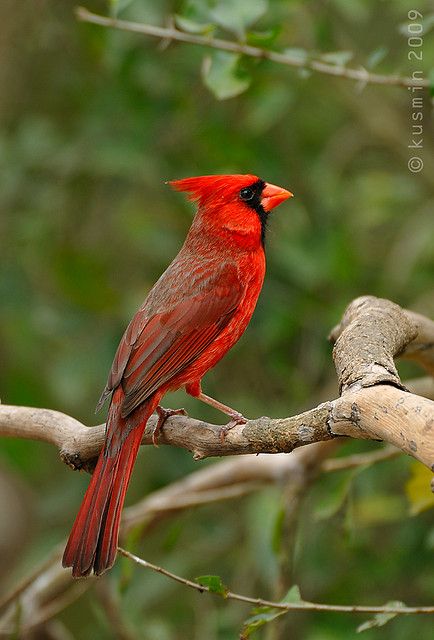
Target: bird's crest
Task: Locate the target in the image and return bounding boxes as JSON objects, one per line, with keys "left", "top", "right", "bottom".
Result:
{"left": 169, "top": 174, "right": 259, "bottom": 202}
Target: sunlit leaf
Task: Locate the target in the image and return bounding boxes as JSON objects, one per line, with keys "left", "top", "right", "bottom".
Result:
{"left": 195, "top": 575, "right": 229, "bottom": 597}
{"left": 350, "top": 494, "right": 405, "bottom": 526}
{"left": 356, "top": 601, "right": 406, "bottom": 632}
{"left": 405, "top": 462, "right": 434, "bottom": 515}
{"left": 202, "top": 52, "right": 251, "bottom": 99}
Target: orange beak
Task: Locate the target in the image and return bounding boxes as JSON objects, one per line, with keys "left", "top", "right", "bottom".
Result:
{"left": 261, "top": 182, "right": 293, "bottom": 212}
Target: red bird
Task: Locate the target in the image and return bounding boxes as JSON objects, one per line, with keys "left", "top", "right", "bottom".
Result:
{"left": 63, "top": 174, "right": 292, "bottom": 577}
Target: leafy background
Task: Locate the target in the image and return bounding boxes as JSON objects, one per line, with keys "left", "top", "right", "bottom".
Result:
{"left": 0, "top": 0, "right": 433, "bottom": 638}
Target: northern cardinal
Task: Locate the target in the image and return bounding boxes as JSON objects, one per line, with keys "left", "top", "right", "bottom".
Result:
{"left": 63, "top": 174, "right": 292, "bottom": 577}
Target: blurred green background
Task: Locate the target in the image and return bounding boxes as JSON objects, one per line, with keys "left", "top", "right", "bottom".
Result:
{"left": 1, "top": 0, "right": 434, "bottom": 638}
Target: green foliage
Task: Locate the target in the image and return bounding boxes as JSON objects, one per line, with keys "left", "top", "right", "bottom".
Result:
{"left": 195, "top": 574, "right": 229, "bottom": 596}
{"left": 241, "top": 608, "right": 286, "bottom": 638}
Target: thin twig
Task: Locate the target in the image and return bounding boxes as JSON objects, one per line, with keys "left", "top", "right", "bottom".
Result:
{"left": 118, "top": 547, "right": 434, "bottom": 615}
{"left": 75, "top": 7, "right": 430, "bottom": 89}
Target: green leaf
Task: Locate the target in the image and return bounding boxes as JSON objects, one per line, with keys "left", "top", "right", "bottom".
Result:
{"left": 246, "top": 26, "right": 281, "bottom": 47}
{"left": 366, "top": 46, "right": 388, "bottom": 69}
{"left": 195, "top": 575, "right": 229, "bottom": 597}
{"left": 283, "top": 585, "right": 302, "bottom": 603}
{"left": 174, "top": 14, "right": 215, "bottom": 35}
{"left": 320, "top": 50, "right": 354, "bottom": 66}
{"left": 209, "top": 0, "right": 268, "bottom": 39}
{"left": 314, "top": 469, "right": 357, "bottom": 521}
{"left": 240, "top": 586, "right": 303, "bottom": 638}
{"left": 202, "top": 52, "right": 251, "bottom": 100}
{"left": 240, "top": 608, "right": 286, "bottom": 638}
{"left": 405, "top": 462, "right": 434, "bottom": 515}
{"left": 356, "top": 601, "right": 406, "bottom": 632}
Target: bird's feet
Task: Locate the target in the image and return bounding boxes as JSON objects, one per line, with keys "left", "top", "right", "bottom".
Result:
{"left": 219, "top": 411, "right": 247, "bottom": 444}
{"left": 152, "top": 406, "right": 187, "bottom": 446}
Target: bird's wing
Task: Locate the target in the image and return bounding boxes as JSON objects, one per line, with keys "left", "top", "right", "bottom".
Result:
{"left": 98, "top": 264, "right": 243, "bottom": 418}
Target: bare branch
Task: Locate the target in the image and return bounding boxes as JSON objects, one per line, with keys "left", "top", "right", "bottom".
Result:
{"left": 117, "top": 547, "right": 434, "bottom": 616}
{"left": 75, "top": 7, "right": 430, "bottom": 89}
{"left": 1, "top": 386, "right": 433, "bottom": 467}
{"left": 321, "top": 445, "right": 399, "bottom": 472}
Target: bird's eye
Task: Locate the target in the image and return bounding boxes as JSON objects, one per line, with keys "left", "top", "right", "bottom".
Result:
{"left": 239, "top": 187, "right": 255, "bottom": 201}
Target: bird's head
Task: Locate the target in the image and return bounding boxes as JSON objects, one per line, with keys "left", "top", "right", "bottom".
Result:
{"left": 169, "top": 174, "right": 292, "bottom": 248}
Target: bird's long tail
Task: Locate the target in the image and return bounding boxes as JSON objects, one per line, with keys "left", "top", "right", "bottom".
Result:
{"left": 62, "top": 388, "right": 158, "bottom": 577}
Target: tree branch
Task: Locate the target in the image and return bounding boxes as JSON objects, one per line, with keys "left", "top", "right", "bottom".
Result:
{"left": 1, "top": 296, "right": 434, "bottom": 470}
{"left": 321, "top": 445, "right": 399, "bottom": 472}
{"left": 75, "top": 7, "right": 430, "bottom": 89}
{"left": 121, "top": 441, "right": 337, "bottom": 535}
{"left": 3, "top": 296, "right": 434, "bottom": 632}
{"left": 1, "top": 385, "right": 432, "bottom": 468}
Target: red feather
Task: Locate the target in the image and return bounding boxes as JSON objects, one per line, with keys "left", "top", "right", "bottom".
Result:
{"left": 63, "top": 174, "right": 291, "bottom": 576}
